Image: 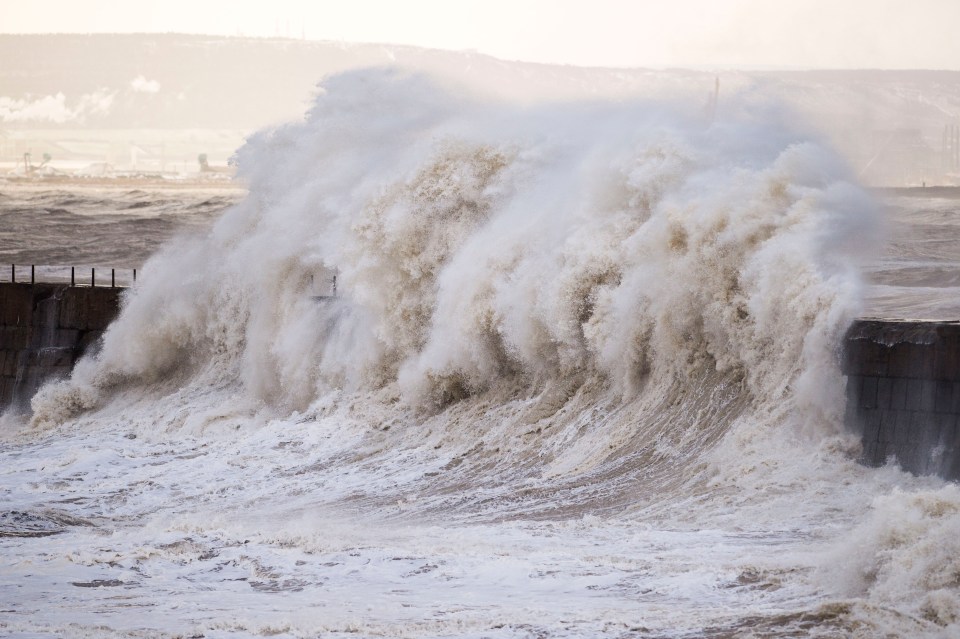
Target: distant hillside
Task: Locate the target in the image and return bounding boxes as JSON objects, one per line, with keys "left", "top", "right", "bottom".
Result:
{"left": 0, "top": 34, "right": 402, "bottom": 129}
{"left": 2, "top": 34, "right": 960, "bottom": 184}
{"left": 0, "top": 34, "right": 726, "bottom": 130}
{"left": 3, "top": 34, "right": 960, "bottom": 131}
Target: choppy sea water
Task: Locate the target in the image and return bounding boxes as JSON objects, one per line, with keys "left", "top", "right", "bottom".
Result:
{"left": 865, "top": 190, "right": 960, "bottom": 320}
{"left": 2, "top": 70, "right": 960, "bottom": 638}
{"left": 0, "top": 183, "right": 242, "bottom": 284}
{"left": 3, "top": 184, "right": 957, "bottom": 317}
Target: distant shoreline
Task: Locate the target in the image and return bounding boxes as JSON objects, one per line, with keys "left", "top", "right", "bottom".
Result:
{"left": 3, "top": 178, "right": 957, "bottom": 197}
{"left": 873, "top": 186, "right": 960, "bottom": 198}
{"left": 0, "top": 176, "right": 247, "bottom": 191}
{"left": 3, "top": 176, "right": 959, "bottom": 199}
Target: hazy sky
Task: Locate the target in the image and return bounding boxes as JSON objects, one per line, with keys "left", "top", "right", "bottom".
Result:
{"left": 3, "top": 0, "right": 960, "bottom": 69}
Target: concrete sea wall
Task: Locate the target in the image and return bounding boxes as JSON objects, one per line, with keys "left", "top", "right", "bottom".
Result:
{"left": 843, "top": 319, "right": 960, "bottom": 480}
{"left": 0, "top": 282, "right": 122, "bottom": 412}
{"left": 1, "top": 281, "right": 958, "bottom": 481}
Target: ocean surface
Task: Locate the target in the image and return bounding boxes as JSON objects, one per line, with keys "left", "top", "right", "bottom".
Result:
{"left": 2, "top": 70, "right": 960, "bottom": 638}
{"left": 0, "top": 183, "right": 243, "bottom": 286}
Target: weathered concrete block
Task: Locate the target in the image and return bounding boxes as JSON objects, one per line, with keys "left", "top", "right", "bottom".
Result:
{"left": 934, "top": 335, "right": 960, "bottom": 382}
{"left": 844, "top": 382, "right": 860, "bottom": 426}
{"left": 878, "top": 410, "right": 898, "bottom": 443}
{"left": 919, "top": 379, "right": 937, "bottom": 413}
{"left": 860, "top": 409, "right": 882, "bottom": 443}
{"left": 893, "top": 444, "right": 912, "bottom": 470}
{"left": 861, "top": 376, "right": 879, "bottom": 409}
{"left": 57, "top": 291, "right": 86, "bottom": 330}
{"left": 17, "top": 372, "right": 40, "bottom": 399}
{"left": 1, "top": 282, "right": 123, "bottom": 412}
{"left": 878, "top": 441, "right": 898, "bottom": 464}
{"left": 846, "top": 375, "right": 862, "bottom": 409}
{"left": 905, "top": 379, "right": 925, "bottom": 410}
{"left": 36, "top": 347, "right": 74, "bottom": 368}
{"left": 60, "top": 287, "right": 122, "bottom": 331}
{"left": 934, "top": 413, "right": 957, "bottom": 447}
{"left": 9, "top": 350, "right": 21, "bottom": 376}
{"left": 861, "top": 441, "right": 880, "bottom": 466}
{"left": 31, "top": 299, "right": 62, "bottom": 329}
{"left": 945, "top": 455, "right": 960, "bottom": 481}
{"left": 0, "top": 284, "right": 33, "bottom": 326}
{"left": 890, "top": 377, "right": 909, "bottom": 411}
{"left": 42, "top": 365, "right": 72, "bottom": 383}
{"left": 0, "top": 377, "right": 11, "bottom": 407}
{"left": 941, "top": 417, "right": 960, "bottom": 449}
{"left": 889, "top": 342, "right": 936, "bottom": 379}
{"left": 52, "top": 329, "right": 81, "bottom": 348}
{"left": 77, "top": 330, "right": 104, "bottom": 357}
{"left": 876, "top": 377, "right": 893, "bottom": 410}
{"left": 901, "top": 445, "right": 924, "bottom": 474}
{"left": 894, "top": 411, "right": 915, "bottom": 444}
{"left": 935, "top": 380, "right": 954, "bottom": 413}
{"left": 843, "top": 339, "right": 889, "bottom": 377}
{"left": 0, "top": 326, "right": 32, "bottom": 350}
{"left": 909, "top": 411, "right": 935, "bottom": 444}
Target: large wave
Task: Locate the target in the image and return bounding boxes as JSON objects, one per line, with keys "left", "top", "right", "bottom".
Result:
{"left": 14, "top": 68, "right": 960, "bottom": 636}
{"left": 33, "top": 68, "right": 873, "bottom": 430}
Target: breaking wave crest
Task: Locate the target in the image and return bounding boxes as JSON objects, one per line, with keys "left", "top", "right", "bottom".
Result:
{"left": 16, "top": 68, "right": 960, "bottom": 636}
{"left": 33, "top": 68, "right": 872, "bottom": 430}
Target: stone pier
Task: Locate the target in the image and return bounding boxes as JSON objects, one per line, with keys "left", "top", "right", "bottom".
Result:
{"left": 1, "top": 282, "right": 959, "bottom": 482}
{"left": 843, "top": 319, "right": 960, "bottom": 480}
{"left": 0, "top": 282, "right": 123, "bottom": 412}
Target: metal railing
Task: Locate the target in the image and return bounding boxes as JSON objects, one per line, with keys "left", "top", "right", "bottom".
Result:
{"left": 3, "top": 264, "right": 138, "bottom": 288}
{"left": 4, "top": 265, "right": 340, "bottom": 294}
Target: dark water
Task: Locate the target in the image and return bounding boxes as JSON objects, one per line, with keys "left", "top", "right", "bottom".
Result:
{"left": 866, "top": 191, "right": 960, "bottom": 319}
{"left": 0, "top": 183, "right": 243, "bottom": 269}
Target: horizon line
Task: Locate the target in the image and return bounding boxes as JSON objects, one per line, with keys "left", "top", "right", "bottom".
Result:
{"left": 1, "top": 32, "right": 958, "bottom": 74}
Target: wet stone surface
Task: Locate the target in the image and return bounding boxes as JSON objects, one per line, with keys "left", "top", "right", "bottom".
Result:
{"left": 845, "top": 320, "right": 960, "bottom": 479}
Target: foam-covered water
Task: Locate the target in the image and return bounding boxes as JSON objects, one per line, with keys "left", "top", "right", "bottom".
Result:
{"left": 2, "top": 69, "right": 960, "bottom": 638}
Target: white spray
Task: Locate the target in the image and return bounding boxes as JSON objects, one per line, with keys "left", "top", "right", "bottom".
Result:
{"left": 20, "top": 68, "right": 960, "bottom": 636}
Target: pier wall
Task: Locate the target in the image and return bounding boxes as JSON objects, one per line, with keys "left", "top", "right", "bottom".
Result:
{"left": 0, "top": 282, "right": 122, "bottom": 412}
{"left": 843, "top": 319, "right": 960, "bottom": 480}
{"left": 1, "top": 281, "right": 958, "bottom": 481}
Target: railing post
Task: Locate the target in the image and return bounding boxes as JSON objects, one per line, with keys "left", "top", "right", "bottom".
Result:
{"left": 5, "top": 264, "right": 141, "bottom": 288}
